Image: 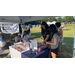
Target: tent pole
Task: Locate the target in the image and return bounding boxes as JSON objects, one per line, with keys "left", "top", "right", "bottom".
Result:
{"left": 21, "top": 23, "right": 23, "bottom": 34}
{"left": 20, "top": 19, "right": 23, "bottom": 35}
{"left": 41, "top": 19, "right": 42, "bottom": 23}
{"left": 73, "top": 26, "right": 75, "bottom": 58}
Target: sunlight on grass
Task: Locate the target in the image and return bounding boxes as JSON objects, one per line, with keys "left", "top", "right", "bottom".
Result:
{"left": 63, "top": 26, "right": 74, "bottom": 38}
{"left": 31, "top": 27, "right": 41, "bottom": 33}
{"left": 0, "top": 26, "right": 74, "bottom": 58}
{"left": 31, "top": 26, "right": 74, "bottom": 58}
{"left": 34, "top": 38, "right": 43, "bottom": 43}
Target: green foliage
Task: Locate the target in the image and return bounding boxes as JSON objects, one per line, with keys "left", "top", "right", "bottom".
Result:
{"left": 25, "top": 16, "right": 75, "bottom": 25}
{"left": 30, "top": 26, "right": 74, "bottom": 58}
{"left": 49, "top": 17, "right": 57, "bottom": 22}
{"left": 57, "top": 16, "right": 62, "bottom": 22}
{"left": 63, "top": 16, "right": 74, "bottom": 22}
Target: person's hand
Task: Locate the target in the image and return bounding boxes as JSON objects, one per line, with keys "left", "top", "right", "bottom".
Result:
{"left": 41, "top": 42, "right": 45, "bottom": 46}
{"left": 46, "top": 42, "right": 50, "bottom": 44}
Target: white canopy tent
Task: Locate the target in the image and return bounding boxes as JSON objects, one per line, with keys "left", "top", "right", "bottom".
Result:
{"left": 47, "top": 21, "right": 56, "bottom": 26}
{"left": 0, "top": 16, "right": 57, "bottom": 34}
{"left": 0, "top": 16, "right": 57, "bottom": 23}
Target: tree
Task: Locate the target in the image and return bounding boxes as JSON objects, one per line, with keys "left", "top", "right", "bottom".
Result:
{"left": 25, "top": 20, "right": 41, "bottom": 25}
{"left": 42, "top": 18, "right": 50, "bottom": 22}
{"left": 66, "top": 16, "right": 71, "bottom": 22}
{"left": 63, "top": 16, "right": 67, "bottom": 22}
{"left": 70, "top": 16, "right": 74, "bottom": 22}
{"left": 25, "top": 16, "right": 75, "bottom": 24}
{"left": 57, "top": 17, "right": 62, "bottom": 22}
{"left": 62, "top": 16, "right": 74, "bottom": 22}
{"left": 49, "top": 17, "right": 57, "bottom": 22}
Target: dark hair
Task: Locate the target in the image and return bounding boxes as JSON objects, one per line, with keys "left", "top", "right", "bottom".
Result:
{"left": 24, "top": 31, "right": 27, "bottom": 34}
{"left": 19, "top": 35, "right": 21, "bottom": 38}
{"left": 23, "top": 31, "right": 27, "bottom": 38}
{"left": 55, "top": 22, "right": 61, "bottom": 27}
{"left": 41, "top": 21, "right": 48, "bottom": 35}
{"left": 49, "top": 24, "right": 60, "bottom": 40}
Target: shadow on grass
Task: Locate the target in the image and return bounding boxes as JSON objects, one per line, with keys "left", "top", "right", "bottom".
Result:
{"left": 31, "top": 32, "right": 74, "bottom": 58}
{"left": 63, "top": 29, "right": 70, "bottom": 31}
{"left": 2, "top": 32, "right": 73, "bottom": 58}
{"left": 31, "top": 32, "right": 41, "bottom": 39}
{"left": 57, "top": 37, "right": 73, "bottom": 58}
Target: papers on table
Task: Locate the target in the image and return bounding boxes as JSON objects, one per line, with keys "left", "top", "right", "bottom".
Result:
{"left": 9, "top": 40, "right": 38, "bottom": 58}
{"left": 12, "top": 40, "right": 37, "bottom": 53}
{"left": 31, "top": 40, "right": 37, "bottom": 50}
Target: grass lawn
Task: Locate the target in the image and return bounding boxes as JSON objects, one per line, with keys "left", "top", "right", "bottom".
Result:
{"left": 0, "top": 25, "right": 74, "bottom": 58}
{"left": 60, "top": 26, "right": 74, "bottom": 58}
{"left": 30, "top": 26, "right": 74, "bottom": 58}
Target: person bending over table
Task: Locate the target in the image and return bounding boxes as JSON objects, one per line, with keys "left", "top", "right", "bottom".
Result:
{"left": 46, "top": 25, "right": 60, "bottom": 58}
{"left": 22, "top": 31, "right": 30, "bottom": 42}
{"left": 41, "top": 22, "right": 51, "bottom": 48}
{"left": 0, "top": 34, "right": 10, "bottom": 50}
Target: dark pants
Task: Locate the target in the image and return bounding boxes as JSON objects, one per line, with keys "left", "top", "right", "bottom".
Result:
{"left": 51, "top": 47, "right": 59, "bottom": 55}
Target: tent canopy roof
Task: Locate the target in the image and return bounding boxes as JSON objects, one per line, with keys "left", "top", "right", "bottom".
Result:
{"left": 0, "top": 16, "right": 57, "bottom": 23}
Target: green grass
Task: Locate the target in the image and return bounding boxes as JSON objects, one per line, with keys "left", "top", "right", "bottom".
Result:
{"left": 30, "top": 27, "right": 43, "bottom": 43}
{"left": 0, "top": 26, "right": 74, "bottom": 58}
{"left": 30, "top": 26, "right": 74, "bottom": 58}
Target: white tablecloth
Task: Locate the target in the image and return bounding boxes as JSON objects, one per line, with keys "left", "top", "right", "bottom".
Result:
{"left": 9, "top": 41, "right": 37, "bottom": 58}
{"left": 9, "top": 42, "right": 30, "bottom": 58}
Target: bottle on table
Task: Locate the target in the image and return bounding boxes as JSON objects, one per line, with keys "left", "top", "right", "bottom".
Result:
{"left": 32, "top": 46, "right": 34, "bottom": 52}
{"left": 23, "top": 39, "right": 27, "bottom": 47}
{"left": 37, "top": 42, "right": 39, "bottom": 48}
{"left": 38, "top": 47, "right": 41, "bottom": 53}
{"left": 30, "top": 43, "right": 32, "bottom": 53}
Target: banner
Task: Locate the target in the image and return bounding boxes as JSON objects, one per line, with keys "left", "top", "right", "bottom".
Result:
{"left": 0, "top": 22, "right": 19, "bottom": 34}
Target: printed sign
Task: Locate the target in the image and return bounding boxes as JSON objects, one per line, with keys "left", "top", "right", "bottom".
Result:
{"left": 0, "top": 22, "right": 19, "bottom": 34}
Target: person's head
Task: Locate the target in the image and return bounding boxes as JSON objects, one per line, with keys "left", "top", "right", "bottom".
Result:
{"left": 41, "top": 22, "right": 48, "bottom": 35}
{"left": 49, "top": 24, "right": 60, "bottom": 39}
{"left": 41, "top": 21, "right": 48, "bottom": 30}
{"left": 24, "top": 31, "right": 27, "bottom": 35}
{"left": 55, "top": 22, "right": 61, "bottom": 28}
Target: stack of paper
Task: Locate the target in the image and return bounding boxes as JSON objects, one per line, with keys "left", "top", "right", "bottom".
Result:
{"left": 31, "top": 40, "right": 37, "bottom": 50}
